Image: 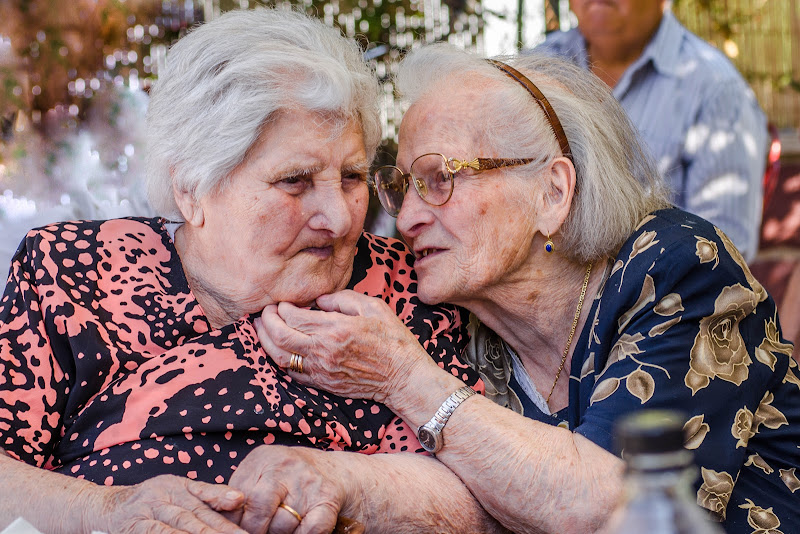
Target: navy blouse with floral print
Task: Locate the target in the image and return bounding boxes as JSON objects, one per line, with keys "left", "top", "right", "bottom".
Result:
{"left": 564, "top": 209, "right": 800, "bottom": 533}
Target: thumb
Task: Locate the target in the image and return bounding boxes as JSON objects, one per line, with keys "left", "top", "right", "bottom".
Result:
{"left": 186, "top": 479, "right": 245, "bottom": 512}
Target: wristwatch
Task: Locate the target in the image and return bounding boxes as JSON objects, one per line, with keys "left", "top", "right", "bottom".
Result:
{"left": 417, "top": 386, "right": 476, "bottom": 454}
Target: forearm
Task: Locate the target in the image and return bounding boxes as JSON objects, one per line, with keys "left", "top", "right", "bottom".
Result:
{"left": 0, "top": 449, "right": 109, "bottom": 534}
{"left": 440, "top": 397, "right": 622, "bottom": 533}
{"left": 385, "top": 373, "right": 623, "bottom": 534}
{"left": 333, "top": 450, "right": 509, "bottom": 534}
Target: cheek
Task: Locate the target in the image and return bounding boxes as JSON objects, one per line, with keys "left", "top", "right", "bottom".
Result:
{"left": 349, "top": 188, "right": 370, "bottom": 228}
{"left": 473, "top": 209, "right": 533, "bottom": 271}
{"left": 473, "top": 196, "right": 517, "bottom": 237}
{"left": 254, "top": 203, "right": 305, "bottom": 250}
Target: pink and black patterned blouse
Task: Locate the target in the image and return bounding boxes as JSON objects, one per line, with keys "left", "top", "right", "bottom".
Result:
{"left": 0, "top": 217, "right": 480, "bottom": 485}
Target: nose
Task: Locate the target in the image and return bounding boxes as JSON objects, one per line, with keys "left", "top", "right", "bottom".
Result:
{"left": 395, "top": 179, "right": 435, "bottom": 239}
{"left": 308, "top": 182, "right": 353, "bottom": 237}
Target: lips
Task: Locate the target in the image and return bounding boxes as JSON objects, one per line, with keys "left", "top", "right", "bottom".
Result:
{"left": 415, "top": 248, "right": 443, "bottom": 260}
{"left": 302, "top": 245, "right": 334, "bottom": 258}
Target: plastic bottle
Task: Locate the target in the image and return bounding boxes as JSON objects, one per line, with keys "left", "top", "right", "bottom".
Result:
{"left": 598, "top": 410, "right": 724, "bottom": 534}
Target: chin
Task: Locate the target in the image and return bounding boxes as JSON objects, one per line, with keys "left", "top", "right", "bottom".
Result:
{"left": 416, "top": 281, "right": 448, "bottom": 306}
{"left": 298, "top": 275, "right": 351, "bottom": 306}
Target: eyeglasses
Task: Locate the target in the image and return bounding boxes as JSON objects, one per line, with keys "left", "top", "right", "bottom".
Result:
{"left": 372, "top": 153, "right": 534, "bottom": 217}
{"left": 371, "top": 59, "right": 572, "bottom": 217}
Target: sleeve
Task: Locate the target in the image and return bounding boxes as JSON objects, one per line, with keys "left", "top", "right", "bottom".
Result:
{"left": 376, "top": 416, "right": 426, "bottom": 454}
{"left": 681, "top": 81, "right": 768, "bottom": 263}
{"left": 575, "top": 223, "right": 791, "bottom": 515}
{"left": 0, "top": 235, "right": 70, "bottom": 468}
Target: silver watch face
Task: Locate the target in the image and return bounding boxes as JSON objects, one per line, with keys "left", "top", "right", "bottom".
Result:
{"left": 418, "top": 426, "right": 439, "bottom": 452}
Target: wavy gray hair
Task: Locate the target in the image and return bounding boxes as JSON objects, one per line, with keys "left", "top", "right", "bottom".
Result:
{"left": 395, "top": 44, "right": 670, "bottom": 263}
{"left": 146, "top": 8, "right": 381, "bottom": 220}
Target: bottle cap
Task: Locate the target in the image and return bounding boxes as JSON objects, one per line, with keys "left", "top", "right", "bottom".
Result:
{"left": 615, "top": 410, "right": 687, "bottom": 456}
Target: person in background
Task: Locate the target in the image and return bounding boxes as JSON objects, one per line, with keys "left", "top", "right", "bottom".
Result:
{"left": 536, "top": 0, "right": 767, "bottom": 262}
{"left": 255, "top": 46, "right": 800, "bottom": 533}
{"left": 0, "top": 9, "right": 502, "bottom": 534}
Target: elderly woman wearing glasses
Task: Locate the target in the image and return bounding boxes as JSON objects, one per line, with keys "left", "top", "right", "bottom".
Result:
{"left": 255, "top": 44, "right": 800, "bottom": 532}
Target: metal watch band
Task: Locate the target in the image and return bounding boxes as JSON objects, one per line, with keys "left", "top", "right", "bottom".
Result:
{"left": 418, "top": 386, "right": 476, "bottom": 453}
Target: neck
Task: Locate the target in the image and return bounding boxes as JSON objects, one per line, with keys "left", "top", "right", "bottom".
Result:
{"left": 174, "top": 225, "right": 254, "bottom": 329}
{"left": 585, "top": 15, "right": 664, "bottom": 88}
{"left": 465, "top": 259, "right": 606, "bottom": 409}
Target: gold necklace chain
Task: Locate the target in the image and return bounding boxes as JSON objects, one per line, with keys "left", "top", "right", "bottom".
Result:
{"left": 546, "top": 263, "right": 593, "bottom": 405}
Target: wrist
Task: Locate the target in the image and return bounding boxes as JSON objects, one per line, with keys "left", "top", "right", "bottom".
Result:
{"left": 383, "top": 357, "right": 466, "bottom": 428}
{"left": 81, "top": 483, "right": 124, "bottom": 534}
{"left": 326, "top": 451, "right": 365, "bottom": 521}
{"left": 417, "top": 386, "right": 477, "bottom": 454}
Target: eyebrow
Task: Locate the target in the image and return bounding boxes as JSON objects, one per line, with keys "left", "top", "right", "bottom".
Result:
{"left": 270, "top": 159, "right": 370, "bottom": 179}
{"left": 343, "top": 161, "right": 370, "bottom": 175}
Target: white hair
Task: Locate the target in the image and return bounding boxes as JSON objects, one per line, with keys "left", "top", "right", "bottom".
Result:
{"left": 146, "top": 8, "right": 381, "bottom": 220}
{"left": 396, "top": 44, "right": 670, "bottom": 263}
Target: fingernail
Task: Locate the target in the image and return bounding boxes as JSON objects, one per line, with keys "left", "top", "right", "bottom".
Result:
{"left": 253, "top": 317, "right": 262, "bottom": 329}
{"left": 226, "top": 490, "right": 242, "bottom": 500}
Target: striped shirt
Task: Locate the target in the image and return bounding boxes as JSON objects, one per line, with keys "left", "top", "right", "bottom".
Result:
{"left": 536, "top": 11, "right": 767, "bottom": 262}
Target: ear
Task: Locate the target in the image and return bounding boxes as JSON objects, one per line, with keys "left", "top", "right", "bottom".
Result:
{"left": 536, "top": 156, "right": 576, "bottom": 237}
{"left": 172, "top": 181, "right": 204, "bottom": 227}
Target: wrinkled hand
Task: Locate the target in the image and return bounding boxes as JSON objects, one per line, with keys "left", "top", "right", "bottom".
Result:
{"left": 225, "top": 445, "right": 352, "bottom": 534}
{"left": 99, "top": 474, "right": 246, "bottom": 534}
{"left": 254, "top": 290, "right": 436, "bottom": 406}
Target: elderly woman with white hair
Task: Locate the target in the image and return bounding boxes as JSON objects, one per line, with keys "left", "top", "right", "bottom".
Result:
{"left": 256, "top": 45, "right": 800, "bottom": 532}
{"left": 0, "top": 13, "right": 505, "bottom": 534}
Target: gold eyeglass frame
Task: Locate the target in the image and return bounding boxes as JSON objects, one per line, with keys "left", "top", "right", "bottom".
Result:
{"left": 372, "top": 153, "right": 535, "bottom": 216}
{"left": 370, "top": 59, "right": 573, "bottom": 217}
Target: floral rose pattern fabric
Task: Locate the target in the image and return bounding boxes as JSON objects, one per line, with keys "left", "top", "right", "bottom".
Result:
{"left": 0, "top": 218, "right": 479, "bottom": 485}
{"left": 569, "top": 209, "right": 800, "bottom": 533}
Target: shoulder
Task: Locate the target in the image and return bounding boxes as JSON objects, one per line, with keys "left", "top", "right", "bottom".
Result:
{"left": 350, "top": 231, "right": 434, "bottom": 314}
{"left": 533, "top": 29, "right": 584, "bottom": 60}
{"left": 615, "top": 208, "right": 751, "bottom": 279}
{"left": 576, "top": 208, "right": 792, "bottom": 431}
{"left": 14, "top": 217, "right": 176, "bottom": 292}
{"left": 601, "top": 208, "right": 771, "bottom": 335}
{"left": 351, "top": 232, "right": 469, "bottom": 333}
{"left": 612, "top": 209, "right": 716, "bottom": 279}
{"left": 21, "top": 217, "right": 167, "bottom": 247}
{"left": 668, "top": 17, "right": 750, "bottom": 86}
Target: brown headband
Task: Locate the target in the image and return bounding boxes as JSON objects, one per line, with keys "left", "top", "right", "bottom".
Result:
{"left": 488, "top": 59, "right": 573, "bottom": 163}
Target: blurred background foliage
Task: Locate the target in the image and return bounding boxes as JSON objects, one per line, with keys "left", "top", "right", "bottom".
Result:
{"left": 671, "top": 0, "right": 800, "bottom": 129}
{"left": 0, "top": 0, "right": 484, "bottom": 145}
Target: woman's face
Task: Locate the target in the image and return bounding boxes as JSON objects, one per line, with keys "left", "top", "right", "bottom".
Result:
{"left": 395, "top": 85, "right": 540, "bottom": 308}
{"left": 188, "top": 109, "right": 369, "bottom": 309}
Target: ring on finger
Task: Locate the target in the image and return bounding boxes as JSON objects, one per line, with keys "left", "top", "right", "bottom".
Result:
{"left": 278, "top": 502, "right": 303, "bottom": 522}
{"left": 288, "top": 352, "right": 305, "bottom": 374}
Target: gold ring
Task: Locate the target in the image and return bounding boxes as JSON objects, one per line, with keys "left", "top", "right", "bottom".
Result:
{"left": 278, "top": 502, "right": 303, "bottom": 522}
{"left": 288, "top": 352, "right": 305, "bottom": 374}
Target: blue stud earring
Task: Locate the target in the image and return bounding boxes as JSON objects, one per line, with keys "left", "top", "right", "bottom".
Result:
{"left": 544, "top": 233, "right": 554, "bottom": 254}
